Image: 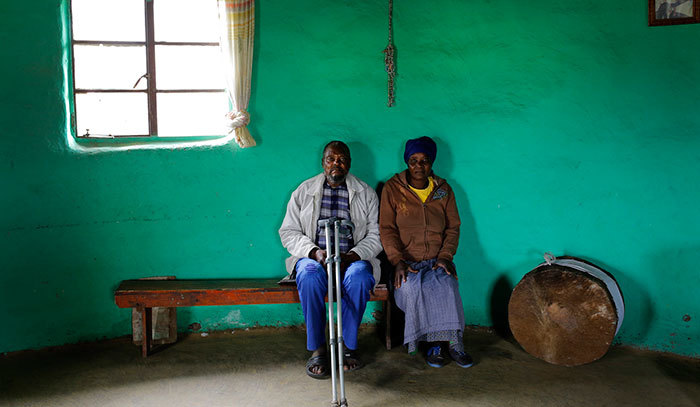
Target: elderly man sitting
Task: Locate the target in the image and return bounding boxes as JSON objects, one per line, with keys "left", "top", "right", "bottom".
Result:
{"left": 279, "top": 140, "right": 382, "bottom": 379}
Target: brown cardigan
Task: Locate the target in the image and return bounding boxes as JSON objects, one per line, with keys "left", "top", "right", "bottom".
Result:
{"left": 379, "top": 170, "right": 461, "bottom": 266}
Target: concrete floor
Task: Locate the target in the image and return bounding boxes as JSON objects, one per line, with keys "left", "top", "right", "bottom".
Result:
{"left": 1, "top": 326, "right": 698, "bottom": 407}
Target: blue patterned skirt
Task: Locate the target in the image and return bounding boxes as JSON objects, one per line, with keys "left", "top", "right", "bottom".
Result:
{"left": 394, "top": 259, "right": 465, "bottom": 354}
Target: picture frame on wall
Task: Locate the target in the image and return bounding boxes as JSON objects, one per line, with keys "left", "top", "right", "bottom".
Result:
{"left": 649, "top": 0, "right": 700, "bottom": 26}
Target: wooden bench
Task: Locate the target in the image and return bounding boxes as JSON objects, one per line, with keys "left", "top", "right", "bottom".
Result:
{"left": 114, "top": 279, "right": 391, "bottom": 357}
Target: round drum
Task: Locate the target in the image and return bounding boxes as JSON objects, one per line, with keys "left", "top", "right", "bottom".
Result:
{"left": 508, "top": 255, "right": 624, "bottom": 366}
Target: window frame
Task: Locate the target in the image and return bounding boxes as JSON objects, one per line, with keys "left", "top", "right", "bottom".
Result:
{"left": 69, "top": 0, "right": 226, "bottom": 139}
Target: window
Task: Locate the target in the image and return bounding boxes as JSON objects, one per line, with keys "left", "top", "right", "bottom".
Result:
{"left": 70, "top": 0, "right": 228, "bottom": 139}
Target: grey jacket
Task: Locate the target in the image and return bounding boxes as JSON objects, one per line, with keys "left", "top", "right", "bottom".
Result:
{"left": 279, "top": 173, "right": 382, "bottom": 284}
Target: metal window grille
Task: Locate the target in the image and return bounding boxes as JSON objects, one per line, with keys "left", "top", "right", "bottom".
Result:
{"left": 70, "top": 0, "right": 225, "bottom": 139}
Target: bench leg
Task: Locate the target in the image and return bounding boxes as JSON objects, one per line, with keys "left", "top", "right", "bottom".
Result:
{"left": 384, "top": 299, "right": 391, "bottom": 350}
{"left": 140, "top": 307, "right": 152, "bottom": 357}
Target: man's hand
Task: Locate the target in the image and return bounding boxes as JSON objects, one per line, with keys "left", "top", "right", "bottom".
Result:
{"left": 309, "top": 248, "right": 327, "bottom": 266}
{"left": 340, "top": 251, "right": 361, "bottom": 272}
{"left": 433, "top": 258, "right": 457, "bottom": 279}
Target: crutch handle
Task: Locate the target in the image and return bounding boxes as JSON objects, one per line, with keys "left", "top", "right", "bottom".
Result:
{"left": 318, "top": 217, "right": 338, "bottom": 228}
{"left": 338, "top": 219, "right": 355, "bottom": 237}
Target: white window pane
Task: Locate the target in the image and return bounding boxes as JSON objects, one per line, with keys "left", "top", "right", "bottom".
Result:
{"left": 76, "top": 93, "right": 149, "bottom": 136}
{"left": 157, "top": 93, "right": 228, "bottom": 137}
{"left": 154, "top": 0, "right": 219, "bottom": 42}
{"left": 156, "top": 46, "right": 225, "bottom": 90}
{"left": 71, "top": 0, "right": 145, "bottom": 41}
{"left": 74, "top": 45, "right": 147, "bottom": 90}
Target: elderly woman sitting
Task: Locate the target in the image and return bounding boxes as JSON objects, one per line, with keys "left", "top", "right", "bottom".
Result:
{"left": 379, "top": 136, "right": 473, "bottom": 368}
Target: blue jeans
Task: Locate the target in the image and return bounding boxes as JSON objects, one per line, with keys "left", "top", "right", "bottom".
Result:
{"left": 295, "top": 258, "right": 375, "bottom": 351}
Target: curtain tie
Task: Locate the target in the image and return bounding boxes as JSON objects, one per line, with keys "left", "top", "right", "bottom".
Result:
{"left": 225, "top": 110, "right": 250, "bottom": 130}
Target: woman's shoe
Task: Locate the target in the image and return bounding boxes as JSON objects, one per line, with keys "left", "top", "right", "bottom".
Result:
{"left": 426, "top": 345, "right": 448, "bottom": 368}
{"left": 448, "top": 347, "right": 474, "bottom": 368}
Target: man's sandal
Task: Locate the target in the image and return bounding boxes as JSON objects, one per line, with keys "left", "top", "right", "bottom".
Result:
{"left": 305, "top": 354, "right": 330, "bottom": 379}
{"left": 343, "top": 349, "right": 363, "bottom": 372}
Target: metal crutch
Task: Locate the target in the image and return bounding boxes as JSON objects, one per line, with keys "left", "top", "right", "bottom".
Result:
{"left": 319, "top": 217, "right": 353, "bottom": 407}
{"left": 320, "top": 217, "right": 341, "bottom": 407}
{"left": 333, "top": 219, "right": 354, "bottom": 407}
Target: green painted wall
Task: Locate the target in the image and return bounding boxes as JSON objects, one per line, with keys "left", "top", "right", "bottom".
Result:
{"left": 1, "top": 0, "right": 698, "bottom": 357}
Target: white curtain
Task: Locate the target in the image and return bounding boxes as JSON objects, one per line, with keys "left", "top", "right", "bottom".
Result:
{"left": 217, "top": 0, "right": 256, "bottom": 148}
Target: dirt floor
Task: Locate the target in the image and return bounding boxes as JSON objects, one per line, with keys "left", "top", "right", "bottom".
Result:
{"left": 0, "top": 326, "right": 698, "bottom": 407}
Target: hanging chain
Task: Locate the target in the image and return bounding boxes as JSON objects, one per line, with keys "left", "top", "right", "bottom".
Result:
{"left": 382, "top": 0, "right": 395, "bottom": 107}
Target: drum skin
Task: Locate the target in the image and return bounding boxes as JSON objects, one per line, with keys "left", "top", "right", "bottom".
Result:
{"left": 508, "top": 263, "right": 619, "bottom": 366}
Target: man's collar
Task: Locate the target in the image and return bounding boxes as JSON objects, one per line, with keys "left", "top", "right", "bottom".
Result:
{"left": 324, "top": 180, "right": 348, "bottom": 189}
{"left": 310, "top": 173, "right": 360, "bottom": 195}
{"left": 343, "top": 173, "right": 363, "bottom": 192}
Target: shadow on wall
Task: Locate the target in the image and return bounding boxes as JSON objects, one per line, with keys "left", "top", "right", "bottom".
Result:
{"left": 347, "top": 141, "right": 377, "bottom": 187}
{"left": 374, "top": 180, "right": 405, "bottom": 345}
{"left": 489, "top": 275, "right": 514, "bottom": 338}
{"left": 433, "top": 137, "right": 510, "bottom": 337}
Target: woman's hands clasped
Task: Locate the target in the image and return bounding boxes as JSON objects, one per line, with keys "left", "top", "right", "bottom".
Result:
{"left": 395, "top": 258, "right": 457, "bottom": 289}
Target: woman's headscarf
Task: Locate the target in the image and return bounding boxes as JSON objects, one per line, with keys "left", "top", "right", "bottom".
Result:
{"left": 404, "top": 136, "right": 437, "bottom": 163}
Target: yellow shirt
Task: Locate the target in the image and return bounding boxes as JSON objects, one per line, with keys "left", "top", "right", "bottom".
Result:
{"left": 409, "top": 177, "right": 434, "bottom": 203}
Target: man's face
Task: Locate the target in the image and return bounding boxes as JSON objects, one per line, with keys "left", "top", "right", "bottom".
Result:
{"left": 322, "top": 146, "right": 351, "bottom": 186}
